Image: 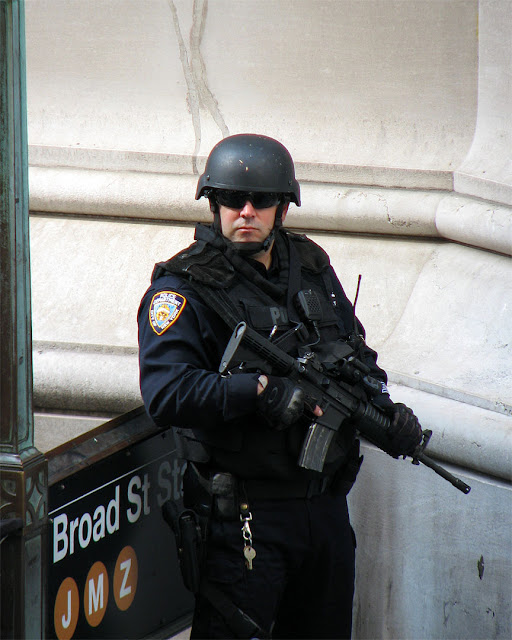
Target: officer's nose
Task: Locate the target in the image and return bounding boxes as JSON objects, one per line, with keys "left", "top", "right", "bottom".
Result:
{"left": 240, "top": 200, "right": 256, "bottom": 217}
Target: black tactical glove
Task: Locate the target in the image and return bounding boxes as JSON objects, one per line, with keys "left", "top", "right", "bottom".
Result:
{"left": 256, "top": 376, "right": 304, "bottom": 429}
{"left": 387, "top": 403, "right": 423, "bottom": 457}
{"left": 372, "top": 394, "right": 423, "bottom": 457}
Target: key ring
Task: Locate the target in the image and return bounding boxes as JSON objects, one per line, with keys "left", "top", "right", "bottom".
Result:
{"left": 241, "top": 511, "right": 253, "bottom": 546}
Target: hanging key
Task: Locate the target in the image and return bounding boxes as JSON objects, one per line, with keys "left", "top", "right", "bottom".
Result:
{"left": 244, "top": 545, "right": 256, "bottom": 570}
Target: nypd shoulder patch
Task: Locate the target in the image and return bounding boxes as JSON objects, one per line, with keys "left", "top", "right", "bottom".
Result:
{"left": 149, "top": 291, "right": 187, "bottom": 335}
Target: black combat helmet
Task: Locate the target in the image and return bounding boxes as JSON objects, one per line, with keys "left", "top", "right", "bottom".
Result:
{"left": 196, "top": 134, "right": 301, "bottom": 206}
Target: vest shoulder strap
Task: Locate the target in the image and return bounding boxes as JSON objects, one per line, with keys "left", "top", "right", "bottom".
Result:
{"left": 284, "top": 230, "right": 330, "bottom": 274}
{"left": 151, "top": 240, "right": 235, "bottom": 287}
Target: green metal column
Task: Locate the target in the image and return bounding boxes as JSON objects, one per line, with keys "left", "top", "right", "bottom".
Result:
{"left": 0, "top": 0, "right": 47, "bottom": 637}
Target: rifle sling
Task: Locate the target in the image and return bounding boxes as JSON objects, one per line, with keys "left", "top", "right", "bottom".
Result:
{"left": 188, "top": 280, "right": 244, "bottom": 331}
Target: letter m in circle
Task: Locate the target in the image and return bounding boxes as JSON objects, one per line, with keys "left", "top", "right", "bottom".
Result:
{"left": 89, "top": 574, "right": 104, "bottom": 615}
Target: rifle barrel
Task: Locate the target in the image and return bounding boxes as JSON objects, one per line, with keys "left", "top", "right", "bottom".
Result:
{"left": 416, "top": 453, "right": 471, "bottom": 494}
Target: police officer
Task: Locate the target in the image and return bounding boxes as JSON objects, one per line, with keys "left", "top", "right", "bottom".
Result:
{"left": 138, "top": 134, "right": 422, "bottom": 639}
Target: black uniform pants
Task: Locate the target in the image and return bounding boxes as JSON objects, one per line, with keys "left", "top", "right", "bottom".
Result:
{"left": 190, "top": 493, "right": 356, "bottom": 639}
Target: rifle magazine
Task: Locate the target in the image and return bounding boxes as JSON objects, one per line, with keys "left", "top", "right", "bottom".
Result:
{"left": 298, "top": 422, "right": 336, "bottom": 472}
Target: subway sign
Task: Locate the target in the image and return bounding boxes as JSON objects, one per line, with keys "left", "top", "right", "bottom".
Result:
{"left": 47, "top": 426, "right": 194, "bottom": 639}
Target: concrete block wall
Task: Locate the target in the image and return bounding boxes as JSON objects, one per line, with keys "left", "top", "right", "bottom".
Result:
{"left": 25, "top": 1, "right": 511, "bottom": 637}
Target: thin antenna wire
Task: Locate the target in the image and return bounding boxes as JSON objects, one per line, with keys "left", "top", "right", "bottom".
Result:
{"left": 352, "top": 275, "right": 364, "bottom": 353}
{"left": 353, "top": 274, "right": 362, "bottom": 312}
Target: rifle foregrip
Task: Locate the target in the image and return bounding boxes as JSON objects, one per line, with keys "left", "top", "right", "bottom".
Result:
{"left": 357, "top": 402, "right": 391, "bottom": 444}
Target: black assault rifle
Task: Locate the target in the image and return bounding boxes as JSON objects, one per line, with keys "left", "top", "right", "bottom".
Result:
{"left": 219, "top": 321, "right": 471, "bottom": 494}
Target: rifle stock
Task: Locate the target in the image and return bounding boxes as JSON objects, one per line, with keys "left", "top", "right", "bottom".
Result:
{"left": 219, "top": 322, "right": 471, "bottom": 494}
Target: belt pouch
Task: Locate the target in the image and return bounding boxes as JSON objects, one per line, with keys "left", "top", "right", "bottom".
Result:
{"left": 211, "top": 472, "right": 239, "bottom": 521}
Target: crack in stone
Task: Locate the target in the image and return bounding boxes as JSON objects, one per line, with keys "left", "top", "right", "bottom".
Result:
{"left": 190, "top": 0, "right": 229, "bottom": 139}
{"left": 168, "top": 0, "right": 201, "bottom": 174}
{"left": 168, "top": 0, "right": 229, "bottom": 174}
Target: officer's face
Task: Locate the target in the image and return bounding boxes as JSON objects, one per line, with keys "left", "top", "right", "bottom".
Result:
{"left": 219, "top": 200, "right": 288, "bottom": 246}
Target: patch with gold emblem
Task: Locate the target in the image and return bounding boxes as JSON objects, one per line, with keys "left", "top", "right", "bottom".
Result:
{"left": 149, "top": 291, "right": 187, "bottom": 335}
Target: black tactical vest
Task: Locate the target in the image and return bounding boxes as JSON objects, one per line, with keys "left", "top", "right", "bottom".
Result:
{"left": 153, "top": 226, "right": 356, "bottom": 479}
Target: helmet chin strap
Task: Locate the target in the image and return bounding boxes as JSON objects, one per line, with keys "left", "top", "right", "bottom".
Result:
{"left": 210, "top": 199, "right": 286, "bottom": 257}
{"left": 231, "top": 228, "right": 275, "bottom": 256}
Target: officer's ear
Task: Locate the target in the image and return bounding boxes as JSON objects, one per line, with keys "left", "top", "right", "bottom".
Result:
{"left": 280, "top": 203, "right": 289, "bottom": 224}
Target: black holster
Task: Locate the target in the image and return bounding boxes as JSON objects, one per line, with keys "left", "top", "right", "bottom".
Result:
{"left": 162, "top": 483, "right": 269, "bottom": 638}
{"left": 162, "top": 462, "right": 242, "bottom": 593}
{"left": 162, "top": 500, "right": 203, "bottom": 594}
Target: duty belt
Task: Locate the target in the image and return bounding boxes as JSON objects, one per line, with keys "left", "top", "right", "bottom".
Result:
{"left": 241, "top": 475, "right": 330, "bottom": 500}
{"left": 189, "top": 462, "right": 330, "bottom": 503}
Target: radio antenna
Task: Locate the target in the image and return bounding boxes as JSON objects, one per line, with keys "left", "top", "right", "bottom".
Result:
{"left": 353, "top": 274, "right": 362, "bottom": 313}
{"left": 352, "top": 275, "right": 364, "bottom": 356}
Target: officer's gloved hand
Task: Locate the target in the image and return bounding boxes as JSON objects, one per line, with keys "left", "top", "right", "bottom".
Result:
{"left": 256, "top": 376, "right": 304, "bottom": 429}
{"left": 373, "top": 394, "right": 423, "bottom": 457}
{"left": 387, "top": 403, "right": 423, "bottom": 457}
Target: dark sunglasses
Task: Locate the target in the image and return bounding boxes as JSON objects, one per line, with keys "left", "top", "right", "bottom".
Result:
{"left": 214, "top": 190, "right": 282, "bottom": 210}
